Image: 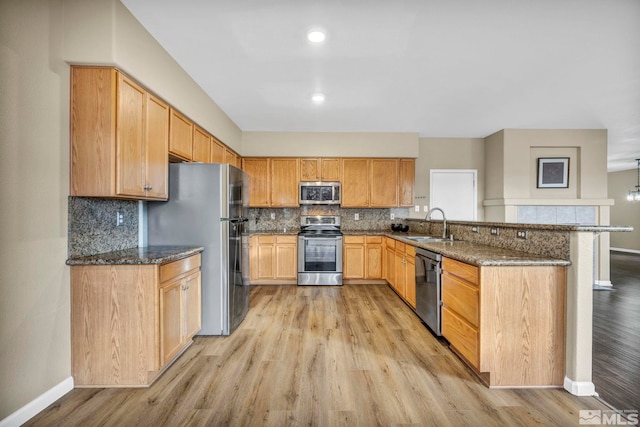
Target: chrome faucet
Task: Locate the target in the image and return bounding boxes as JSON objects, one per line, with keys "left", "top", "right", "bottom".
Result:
{"left": 426, "top": 207, "right": 447, "bottom": 239}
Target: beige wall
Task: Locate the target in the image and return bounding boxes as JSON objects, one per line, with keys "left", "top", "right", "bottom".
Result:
{"left": 0, "top": 0, "right": 71, "bottom": 419}
{"left": 484, "top": 129, "right": 611, "bottom": 222}
{"left": 241, "top": 131, "right": 419, "bottom": 158}
{"left": 410, "top": 137, "right": 485, "bottom": 220}
{"left": 0, "top": 0, "right": 241, "bottom": 420}
{"left": 608, "top": 169, "right": 640, "bottom": 251}
{"left": 63, "top": 0, "right": 242, "bottom": 150}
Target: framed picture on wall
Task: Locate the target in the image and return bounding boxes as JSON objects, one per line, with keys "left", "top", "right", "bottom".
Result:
{"left": 537, "top": 157, "right": 569, "bottom": 188}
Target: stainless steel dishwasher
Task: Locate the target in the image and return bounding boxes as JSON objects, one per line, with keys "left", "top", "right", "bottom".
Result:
{"left": 415, "top": 248, "right": 443, "bottom": 336}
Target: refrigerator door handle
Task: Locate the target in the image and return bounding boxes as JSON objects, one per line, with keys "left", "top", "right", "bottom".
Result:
{"left": 221, "top": 217, "right": 249, "bottom": 223}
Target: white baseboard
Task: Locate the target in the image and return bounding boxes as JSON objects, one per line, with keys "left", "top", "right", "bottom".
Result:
{"left": 0, "top": 377, "right": 73, "bottom": 427}
{"left": 594, "top": 280, "right": 613, "bottom": 287}
{"left": 564, "top": 376, "right": 597, "bottom": 396}
{"left": 610, "top": 247, "right": 640, "bottom": 255}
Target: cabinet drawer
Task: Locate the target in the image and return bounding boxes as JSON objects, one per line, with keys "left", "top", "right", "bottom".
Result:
{"left": 442, "top": 306, "right": 479, "bottom": 368}
{"left": 276, "top": 235, "right": 297, "bottom": 244}
{"left": 405, "top": 245, "right": 416, "bottom": 257}
{"left": 395, "top": 242, "right": 406, "bottom": 253}
{"left": 160, "top": 254, "right": 201, "bottom": 283}
{"left": 385, "top": 238, "right": 395, "bottom": 249}
{"left": 443, "top": 257, "right": 478, "bottom": 285}
{"left": 366, "top": 235, "right": 382, "bottom": 244}
{"left": 257, "top": 235, "right": 276, "bottom": 244}
{"left": 442, "top": 274, "right": 479, "bottom": 327}
{"left": 344, "top": 235, "right": 365, "bottom": 244}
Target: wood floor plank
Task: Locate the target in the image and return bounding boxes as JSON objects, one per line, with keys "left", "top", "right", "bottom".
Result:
{"left": 26, "top": 283, "right": 611, "bottom": 427}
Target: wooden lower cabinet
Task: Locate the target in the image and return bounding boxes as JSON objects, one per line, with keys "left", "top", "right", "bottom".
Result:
{"left": 71, "top": 254, "right": 202, "bottom": 387}
{"left": 441, "top": 256, "right": 566, "bottom": 387}
{"left": 343, "top": 235, "right": 384, "bottom": 281}
{"left": 388, "top": 240, "right": 416, "bottom": 308}
{"left": 249, "top": 235, "right": 297, "bottom": 284}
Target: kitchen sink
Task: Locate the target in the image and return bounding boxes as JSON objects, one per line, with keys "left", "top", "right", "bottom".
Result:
{"left": 403, "top": 235, "right": 450, "bottom": 243}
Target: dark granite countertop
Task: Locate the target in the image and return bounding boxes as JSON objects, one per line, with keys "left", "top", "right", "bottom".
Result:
{"left": 344, "top": 230, "right": 569, "bottom": 267}
{"left": 390, "top": 236, "right": 570, "bottom": 267}
{"left": 66, "top": 246, "right": 204, "bottom": 266}
{"left": 247, "top": 229, "right": 300, "bottom": 235}
{"left": 404, "top": 218, "right": 633, "bottom": 233}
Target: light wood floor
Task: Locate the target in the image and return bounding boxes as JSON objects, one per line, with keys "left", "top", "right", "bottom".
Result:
{"left": 27, "top": 284, "right": 609, "bottom": 426}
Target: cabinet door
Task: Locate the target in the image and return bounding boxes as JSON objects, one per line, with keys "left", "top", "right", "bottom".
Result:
{"left": 145, "top": 94, "right": 169, "bottom": 199}
{"left": 183, "top": 271, "right": 202, "bottom": 339}
{"left": 342, "top": 158, "right": 370, "bottom": 207}
{"left": 394, "top": 250, "right": 406, "bottom": 296}
{"left": 365, "top": 237, "right": 383, "bottom": 279}
{"left": 225, "top": 148, "right": 240, "bottom": 168}
{"left": 399, "top": 159, "right": 415, "bottom": 207}
{"left": 211, "top": 137, "right": 225, "bottom": 163}
{"left": 169, "top": 108, "right": 193, "bottom": 161}
{"left": 300, "top": 158, "right": 321, "bottom": 181}
{"left": 386, "top": 245, "right": 396, "bottom": 287}
{"left": 343, "top": 237, "right": 366, "bottom": 279}
{"left": 116, "top": 74, "right": 146, "bottom": 197}
{"left": 271, "top": 158, "right": 299, "bottom": 207}
{"left": 192, "top": 126, "right": 211, "bottom": 163}
{"left": 370, "top": 159, "right": 398, "bottom": 207}
{"left": 256, "top": 240, "right": 276, "bottom": 279}
{"left": 160, "top": 280, "right": 183, "bottom": 365}
{"left": 405, "top": 256, "right": 416, "bottom": 308}
{"left": 242, "top": 158, "right": 270, "bottom": 207}
{"left": 321, "top": 158, "right": 341, "bottom": 181}
{"left": 276, "top": 243, "right": 297, "bottom": 280}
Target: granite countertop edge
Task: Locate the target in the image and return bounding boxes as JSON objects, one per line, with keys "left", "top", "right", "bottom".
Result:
{"left": 250, "top": 229, "right": 569, "bottom": 266}
{"left": 66, "top": 246, "right": 205, "bottom": 266}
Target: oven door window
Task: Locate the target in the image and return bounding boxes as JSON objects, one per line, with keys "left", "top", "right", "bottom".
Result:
{"left": 303, "top": 239, "right": 337, "bottom": 272}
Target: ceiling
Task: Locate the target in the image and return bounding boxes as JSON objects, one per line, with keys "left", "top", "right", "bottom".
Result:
{"left": 121, "top": 0, "right": 640, "bottom": 172}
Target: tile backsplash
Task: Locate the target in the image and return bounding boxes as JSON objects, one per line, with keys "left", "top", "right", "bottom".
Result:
{"left": 68, "top": 197, "right": 138, "bottom": 257}
{"left": 247, "top": 206, "right": 410, "bottom": 232}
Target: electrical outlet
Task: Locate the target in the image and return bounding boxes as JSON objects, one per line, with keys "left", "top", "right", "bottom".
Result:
{"left": 423, "top": 205, "right": 429, "bottom": 212}
{"left": 390, "top": 213, "right": 395, "bottom": 220}
{"left": 116, "top": 211, "right": 124, "bottom": 227}
{"left": 270, "top": 212, "right": 276, "bottom": 220}
{"left": 414, "top": 205, "right": 420, "bottom": 212}
{"left": 516, "top": 230, "right": 529, "bottom": 239}
{"left": 471, "top": 226, "right": 479, "bottom": 233}
{"left": 354, "top": 213, "right": 360, "bottom": 220}
{"left": 490, "top": 227, "right": 500, "bottom": 236}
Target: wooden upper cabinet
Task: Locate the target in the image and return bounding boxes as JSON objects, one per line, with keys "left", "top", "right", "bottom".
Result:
{"left": 299, "top": 158, "right": 341, "bottom": 181}
{"left": 192, "top": 126, "right": 211, "bottom": 163}
{"left": 70, "top": 66, "right": 168, "bottom": 200}
{"left": 225, "top": 148, "right": 241, "bottom": 168}
{"left": 270, "top": 158, "right": 299, "bottom": 207}
{"left": 399, "top": 159, "right": 415, "bottom": 207}
{"left": 321, "top": 158, "right": 341, "bottom": 181}
{"left": 300, "top": 158, "right": 321, "bottom": 181}
{"left": 242, "top": 158, "right": 270, "bottom": 207}
{"left": 144, "top": 94, "right": 169, "bottom": 199}
{"left": 370, "top": 159, "right": 398, "bottom": 207}
{"left": 169, "top": 108, "right": 193, "bottom": 161}
{"left": 211, "top": 137, "right": 225, "bottom": 163}
{"left": 341, "top": 158, "right": 370, "bottom": 207}
{"left": 116, "top": 74, "right": 146, "bottom": 198}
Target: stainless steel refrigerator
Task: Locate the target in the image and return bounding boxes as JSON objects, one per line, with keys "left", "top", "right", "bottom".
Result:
{"left": 148, "top": 163, "right": 249, "bottom": 335}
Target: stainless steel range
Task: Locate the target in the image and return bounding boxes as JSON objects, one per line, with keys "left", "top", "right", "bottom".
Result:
{"left": 297, "top": 215, "right": 343, "bottom": 286}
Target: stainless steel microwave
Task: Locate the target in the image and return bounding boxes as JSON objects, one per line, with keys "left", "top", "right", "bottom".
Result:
{"left": 299, "top": 182, "right": 341, "bottom": 205}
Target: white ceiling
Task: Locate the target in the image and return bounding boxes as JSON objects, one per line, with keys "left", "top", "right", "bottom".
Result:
{"left": 121, "top": 0, "right": 640, "bottom": 172}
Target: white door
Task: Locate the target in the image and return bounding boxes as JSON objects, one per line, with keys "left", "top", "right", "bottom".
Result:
{"left": 430, "top": 170, "right": 477, "bottom": 221}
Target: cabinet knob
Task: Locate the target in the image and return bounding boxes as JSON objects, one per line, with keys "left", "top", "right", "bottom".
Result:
{"left": 144, "top": 185, "right": 153, "bottom": 191}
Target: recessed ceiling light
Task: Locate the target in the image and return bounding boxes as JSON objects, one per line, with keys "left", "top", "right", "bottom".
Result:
{"left": 312, "top": 93, "right": 325, "bottom": 104}
{"left": 307, "top": 30, "right": 326, "bottom": 43}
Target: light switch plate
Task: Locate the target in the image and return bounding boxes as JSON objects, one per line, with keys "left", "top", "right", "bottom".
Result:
{"left": 354, "top": 213, "right": 360, "bottom": 220}
{"left": 414, "top": 205, "right": 420, "bottom": 212}
{"left": 390, "top": 213, "right": 395, "bottom": 220}
{"left": 423, "top": 205, "right": 429, "bottom": 212}
{"left": 270, "top": 212, "right": 276, "bottom": 220}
